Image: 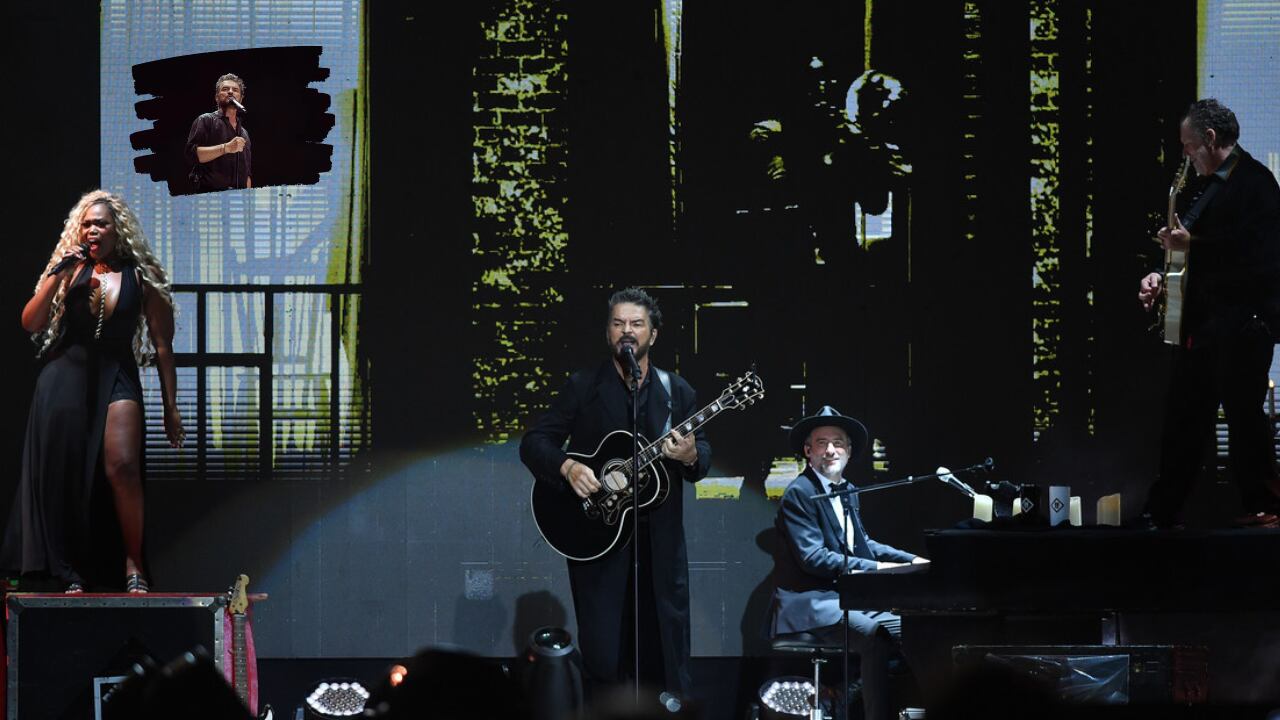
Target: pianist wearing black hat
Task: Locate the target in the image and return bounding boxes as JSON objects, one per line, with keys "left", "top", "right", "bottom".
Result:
{"left": 770, "top": 405, "right": 928, "bottom": 720}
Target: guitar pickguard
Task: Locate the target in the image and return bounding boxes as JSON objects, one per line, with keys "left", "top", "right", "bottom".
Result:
{"left": 585, "top": 457, "right": 660, "bottom": 527}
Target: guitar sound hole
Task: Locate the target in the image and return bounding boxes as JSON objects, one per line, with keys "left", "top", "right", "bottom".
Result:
{"left": 602, "top": 469, "right": 629, "bottom": 492}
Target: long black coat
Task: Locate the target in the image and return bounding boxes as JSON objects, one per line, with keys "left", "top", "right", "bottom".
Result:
{"left": 520, "top": 358, "right": 711, "bottom": 693}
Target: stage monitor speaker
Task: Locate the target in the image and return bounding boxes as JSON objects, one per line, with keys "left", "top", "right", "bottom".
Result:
{"left": 4, "top": 593, "right": 228, "bottom": 720}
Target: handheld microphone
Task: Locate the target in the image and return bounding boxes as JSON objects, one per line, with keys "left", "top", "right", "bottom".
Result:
{"left": 621, "top": 344, "right": 642, "bottom": 381}
{"left": 47, "top": 243, "right": 90, "bottom": 277}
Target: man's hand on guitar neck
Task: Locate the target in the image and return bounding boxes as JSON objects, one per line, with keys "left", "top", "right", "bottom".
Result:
{"left": 1157, "top": 216, "right": 1191, "bottom": 252}
{"left": 1139, "top": 272, "right": 1164, "bottom": 311}
{"left": 561, "top": 457, "right": 602, "bottom": 498}
{"left": 661, "top": 429, "right": 698, "bottom": 466}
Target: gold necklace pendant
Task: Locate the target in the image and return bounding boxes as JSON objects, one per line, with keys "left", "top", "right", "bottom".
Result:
{"left": 93, "top": 274, "right": 110, "bottom": 340}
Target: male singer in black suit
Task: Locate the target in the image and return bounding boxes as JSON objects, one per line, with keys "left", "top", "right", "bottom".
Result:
{"left": 185, "top": 73, "right": 252, "bottom": 191}
{"left": 771, "top": 406, "right": 927, "bottom": 720}
{"left": 520, "top": 288, "right": 711, "bottom": 700}
{"left": 1138, "top": 99, "right": 1280, "bottom": 529}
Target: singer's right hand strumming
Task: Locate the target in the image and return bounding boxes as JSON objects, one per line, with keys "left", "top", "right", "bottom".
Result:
{"left": 1138, "top": 272, "right": 1164, "bottom": 311}
{"left": 561, "top": 457, "right": 601, "bottom": 499}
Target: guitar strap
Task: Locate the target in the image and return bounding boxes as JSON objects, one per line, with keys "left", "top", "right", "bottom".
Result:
{"left": 1180, "top": 179, "right": 1221, "bottom": 230}
{"left": 654, "top": 367, "right": 673, "bottom": 435}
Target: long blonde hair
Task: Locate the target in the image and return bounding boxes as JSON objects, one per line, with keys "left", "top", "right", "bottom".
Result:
{"left": 34, "top": 190, "right": 175, "bottom": 365}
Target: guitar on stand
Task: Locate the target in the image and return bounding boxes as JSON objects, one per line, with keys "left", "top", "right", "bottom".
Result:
{"left": 1158, "top": 156, "right": 1192, "bottom": 345}
{"left": 530, "top": 369, "right": 765, "bottom": 561}
{"left": 227, "top": 574, "right": 273, "bottom": 720}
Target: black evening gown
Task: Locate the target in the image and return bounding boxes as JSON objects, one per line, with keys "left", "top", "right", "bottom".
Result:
{"left": 1, "top": 261, "right": 145, "bottom": 589}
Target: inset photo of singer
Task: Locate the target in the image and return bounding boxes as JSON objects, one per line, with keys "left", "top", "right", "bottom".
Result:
{"left": 130, "top": 47, "right": 336, "bottom": 195}
{"left": 186, "top": 73, "right": 253, "bottom": 191}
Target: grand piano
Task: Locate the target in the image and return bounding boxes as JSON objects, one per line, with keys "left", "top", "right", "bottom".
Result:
{"left": 837, "top": 528, "right": 1280, "bottom": 705}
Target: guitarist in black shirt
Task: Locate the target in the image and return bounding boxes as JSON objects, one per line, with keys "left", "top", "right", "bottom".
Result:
{"left": 520, "top": 288, "right": 711, "bottom": 700}
{"left": 1138, "top": 99, "right": 1280, "bottom": 529}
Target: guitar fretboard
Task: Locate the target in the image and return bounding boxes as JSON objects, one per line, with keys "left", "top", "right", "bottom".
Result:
{"left": 233, "top": 614, "right": 249, "bottom": 703}
{"left": 623, "top": 398, "right": 727, "bottom": 473}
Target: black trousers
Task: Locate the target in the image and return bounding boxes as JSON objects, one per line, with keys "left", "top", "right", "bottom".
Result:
{"left": 1146, "top": 320, "right": 1280, "bottom": 522}
{"left": 816, "top": 610, "right": 903, "bottom": 720}
{"left": 566, "top": 519, "right": 675, "bottom": 699}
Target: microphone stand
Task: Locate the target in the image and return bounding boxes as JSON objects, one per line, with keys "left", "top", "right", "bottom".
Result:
{"left": 628, "top": 356, "right": 643, "bottom": 704}
{"left": 810, "top": 459, "right": 994, "bottom": 502}
{"left": 234, "top": 119, "right": 243, "bottom": 190}
{"left": 835, "top": 492, "right": 851, "bottom": 720}
{"left": 227, "top": 103, "right": 245, "bottom": 190}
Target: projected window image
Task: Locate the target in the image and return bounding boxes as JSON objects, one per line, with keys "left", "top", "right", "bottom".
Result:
{"left": 103, "top": 0, "right": 369, "bottom": 480}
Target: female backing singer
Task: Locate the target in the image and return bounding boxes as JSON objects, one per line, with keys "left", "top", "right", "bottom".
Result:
{"left": 2, "top": 190, "right": 183, "bottom": 593}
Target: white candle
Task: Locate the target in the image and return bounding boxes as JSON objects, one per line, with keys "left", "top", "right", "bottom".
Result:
{"left": 1097, "top": 494, "right": 1121, "bottom": 526}
{"left": 973, "top": 494, "right": 993, "bottom": 522}
{"left": 1069, "top": 497, "right": 1082, "bottom": 527}
{"left": 1010, "top": 498, "right": 1021, "bottom": 516}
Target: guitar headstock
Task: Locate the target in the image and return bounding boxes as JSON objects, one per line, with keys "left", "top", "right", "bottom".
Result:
{"left": 719, "top": 369, "right": 765, "bottom": 410}
{"left": 1170, "top": 156, "right": 1190, "bottom": 197}
{"left": 229, "top": 574, "right": 250, "bottom": 615}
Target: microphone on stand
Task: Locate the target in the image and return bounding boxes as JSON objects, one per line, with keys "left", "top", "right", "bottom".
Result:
{"left": 935, "top": 466, "right": 978, "bottom": 498}
{"left": 229, "top": 97, "right": 247, "bottom": 112}
{"left": 621, "top": 344, "right": 642, "bottom": 382}
{"left": 47, "top": 243, "right": 90, "bottom": 277}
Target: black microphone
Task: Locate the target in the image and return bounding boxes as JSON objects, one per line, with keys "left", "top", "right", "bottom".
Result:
{"left": 621, "top": 344, "right": 642, "bottom": 381}
{"left": 230, "top": 97, "right": 247, "bottom": 112}
{"left": 47, "top": 243, "right": 89, "bottom": 277}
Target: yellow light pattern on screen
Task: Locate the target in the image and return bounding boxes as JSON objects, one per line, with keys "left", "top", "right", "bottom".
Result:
{"left": 1030, "top": 0, "right": 1061, "bottom": 438}
{"left": 472, "top": 0, "right": 570, "bottom": 443}
{"left": 662, "top": 0, "right": 683, "bottom": 228}
{"left": 961, "top": 2, "right": 981, "bottom": 242}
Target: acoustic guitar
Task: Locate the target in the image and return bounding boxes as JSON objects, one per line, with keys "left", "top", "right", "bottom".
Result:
{"left": 530, "top": 369, "right": 764, "bottom": 560}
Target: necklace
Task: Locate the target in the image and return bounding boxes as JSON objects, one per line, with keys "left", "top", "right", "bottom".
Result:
{"left": 93, "top": 271, "right": 112, "bottom": 340}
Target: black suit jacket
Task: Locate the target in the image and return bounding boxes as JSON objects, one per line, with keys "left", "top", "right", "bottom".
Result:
{"left": 771, "top": 468, "right": 915, "bottom": 634}
{"left": 520, "top": 358, "right": 712, "bottom": 488}
{"left": 1181, "top": 146, "right": 1280, "bottom": 346}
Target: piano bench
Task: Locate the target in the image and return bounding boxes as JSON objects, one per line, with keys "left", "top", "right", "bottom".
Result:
{"left": 763, "top": 634, "right": 853, "bottom": 720}
{"left": 769, "top": 631, "right": 844, "bottom": 658}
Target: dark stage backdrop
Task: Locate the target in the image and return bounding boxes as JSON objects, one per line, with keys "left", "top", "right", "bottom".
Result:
{"left": 9, "top": 0, "right": 1277, "bottom": 660}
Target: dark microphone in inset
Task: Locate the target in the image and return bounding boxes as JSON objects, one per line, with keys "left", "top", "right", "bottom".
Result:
{"left": 621, "top": 344, "right": 642, "bottom": 381}
{"left": 229, "top": 97, "right": 247, "bottom": 112}
{"left": 47, "top": 243, "right": 89, "bottom": 277}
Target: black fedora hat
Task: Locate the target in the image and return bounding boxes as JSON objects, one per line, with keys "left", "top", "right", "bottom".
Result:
{"left": 789, "top": 406, "right": 869, "bottom": 457}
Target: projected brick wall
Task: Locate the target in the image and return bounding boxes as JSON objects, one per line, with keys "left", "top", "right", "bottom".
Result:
{"left": 472, "top": 0, "right": 570, "bottom": 442}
